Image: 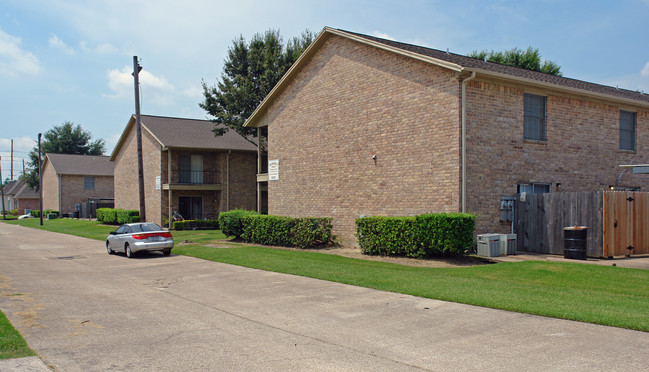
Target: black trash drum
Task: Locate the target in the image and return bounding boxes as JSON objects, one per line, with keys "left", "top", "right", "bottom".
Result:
{"left": 564, "top": 226, "right": 587, "bottom": 260}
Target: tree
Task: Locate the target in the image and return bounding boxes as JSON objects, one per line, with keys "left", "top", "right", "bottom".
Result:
{"left": 200, "top": 29, "right": 315, "bottom": 148}
{"left": 21, "top": 122, "right": 105, "bottom": 189}
{"left": 469, "top": 47, "right": 562, "bottom": 76}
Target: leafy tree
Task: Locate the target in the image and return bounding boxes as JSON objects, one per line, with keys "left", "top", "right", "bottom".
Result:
{"left": 469, "top": 47, "right": 562, "bottom": 76}
{"left": 21, "top": 122, "right": 105, "bottom": 189}
{"left": 200, "top": 29, "right": 315, "bottom": 148}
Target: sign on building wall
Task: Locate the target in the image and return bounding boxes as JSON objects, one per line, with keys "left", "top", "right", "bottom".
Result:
{"left": 155, "top": 175, "right": 161, "bottom": 190}
{"left": 268, "top": 160, "right": 279, "bottom": 181}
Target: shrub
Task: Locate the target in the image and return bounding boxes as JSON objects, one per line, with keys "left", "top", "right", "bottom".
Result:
{"left": 356, "top": 213, "right": 476, "bottom": 258}
{"left": 96, "top": 208, "right": 108, "bottom": 222}
{"left": 30, "top": 210, "right": 39, "bottom": 217}
{"left": 241, "top": 215, "right": 293, "bottom": 246}
{"left": 117, "top": 210, "right": 139, "bottom": 224}
{"left": 219, "top": 209, "right": 258, "bottom": 238}
{"left": 173, "top": 219, "right": 219, "bottom": 231}
{"left": 290, "top": 217, "right": 334, "bottom": 248}
{"left": 10, "top": 209, "right": 18, "bottom": 215}
{"left": 241, "top": 215, "right": 334, "bottom": 248}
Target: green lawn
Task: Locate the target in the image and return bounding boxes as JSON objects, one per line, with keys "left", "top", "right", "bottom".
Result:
{"left": 0, "top": 310, "right": 35, "bottom": 359}
{"left": 3, "top": 218, "right": 649, "bottom": 332}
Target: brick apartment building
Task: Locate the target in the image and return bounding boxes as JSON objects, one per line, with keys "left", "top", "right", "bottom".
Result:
{"left": 245, "top": 27, "right": 649, "bottom": 244}
{"left": 42, "top": 153, "right": 114, "bottom": 214}
{"left": 1, "top": 180, "right": 39, "bottom": 214}
{"left": 110, "top": 115, "right": 258, "bottom": 226}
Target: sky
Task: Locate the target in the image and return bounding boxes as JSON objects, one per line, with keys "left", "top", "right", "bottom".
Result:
{"left": 1, "top": 0, "right": 648, "bottom": 180}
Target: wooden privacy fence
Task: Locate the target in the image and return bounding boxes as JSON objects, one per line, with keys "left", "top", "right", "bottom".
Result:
{"left": 515, "top": 191, "right": 649, "bottom": 258}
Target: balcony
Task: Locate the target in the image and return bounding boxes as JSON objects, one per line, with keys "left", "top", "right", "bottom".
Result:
{"left": 163, "top": 170, "right": 223, "bottom": 191}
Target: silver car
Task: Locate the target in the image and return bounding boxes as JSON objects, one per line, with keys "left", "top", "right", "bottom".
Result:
{"left": 106, "top": 223, "right": 174, "bottom": 258}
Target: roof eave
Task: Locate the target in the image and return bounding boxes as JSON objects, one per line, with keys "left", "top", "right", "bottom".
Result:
{"left": 245, "top": 27, "right": 465, "bottom": 129}
{"left": 467, "top": 67, "right": 649, "bottom": 109}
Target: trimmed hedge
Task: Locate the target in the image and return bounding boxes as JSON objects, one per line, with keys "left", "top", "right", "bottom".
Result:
{"left": 241, "top": 215, "right": 334, "bottom": 248}
{"left": 219, "top": 209, "right": 259, "bottom": 238}
{"left": 97, "top": 208, "right": 139, "bottom": 225}
{"left": 30, "top": 209, "right": 59, "bottom": 218}
{"left": 173, "top": 219, "right": 219, "bottom": 231}
{"left": 356, "top": 213, "right": 476, "bottom": 258}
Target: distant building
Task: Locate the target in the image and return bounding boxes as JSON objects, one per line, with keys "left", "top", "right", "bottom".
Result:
{"left": 42, "top": 153, "right": 114, "bottom": 214}
{"left": 110, "top": 114, "right": 260, "bottom": 225}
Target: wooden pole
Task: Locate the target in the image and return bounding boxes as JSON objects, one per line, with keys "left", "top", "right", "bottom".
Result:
{"left": 0, "top": 156, "right": 6, "bottom": 219}
{"left": 38, "top": 133, "right": 43, "bottom": 225}
{"left": 133, "top": 56, "right": 146, "bottom": 222}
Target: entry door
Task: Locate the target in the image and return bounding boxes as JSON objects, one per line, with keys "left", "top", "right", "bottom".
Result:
{"left": 179, "top": 196, "right": 203, "bottom": 220}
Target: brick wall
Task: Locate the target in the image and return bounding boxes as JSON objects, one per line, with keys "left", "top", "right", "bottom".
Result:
{"left": 266, "top": 35, "right": 461, "bottom": 244}
{"left": 113, "top": 123, "right": 162, "bottom": 224}
{"left": 42, "top": 161, "right": 59, "bottom": 211}
{"left": 465, "top": 79, "right": 649, "bottom": 233}
{"left": 58, "top": 175, "right": 113, "bottom": 214}
{"left": 221, "top": 151, "right": 257, "bottom": 211}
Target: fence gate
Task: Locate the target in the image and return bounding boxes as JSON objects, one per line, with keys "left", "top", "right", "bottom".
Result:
{"left": 603, "top": 191, "right": 649, "bottom": 257}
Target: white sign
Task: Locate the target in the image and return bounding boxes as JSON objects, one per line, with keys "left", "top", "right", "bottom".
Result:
{"left": 268, "top": 160, "right": 279, "bottom": 181}
{"left": 155, "top": 175, "right": 161, "bottom": 190}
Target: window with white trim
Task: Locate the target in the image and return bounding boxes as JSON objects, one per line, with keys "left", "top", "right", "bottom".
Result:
{"left": 518, "top": 183, "right": 550, "bottom": 194}
{"left": 524, "top": 93, "right": 546, "bottom": 141}
{"left": 619, "top": 110, "right": 636, "bottom": 151}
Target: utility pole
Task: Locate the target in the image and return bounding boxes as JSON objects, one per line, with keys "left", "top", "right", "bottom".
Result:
{"left": 38, "top": 133, "right": 43, "bottom": 226}
{"left": 10, "top": 139, "right": 14, "bottom": 181}
{"left": 1, "top": 156, "right": 6, "bottom": 220}
{"left": 22, "top": 159, "right": 25, "bottom": 177}
{"left": 133, "top": 56, "right": 146, "bottom": 222}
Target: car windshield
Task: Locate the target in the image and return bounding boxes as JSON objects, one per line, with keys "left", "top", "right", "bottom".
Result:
{"left": 130, "top": 223, "right": 163, "bottom": 233}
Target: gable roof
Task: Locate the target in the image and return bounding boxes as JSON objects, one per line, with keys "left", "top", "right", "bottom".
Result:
{"left": 110, "top": 114, "right": 257, "bottom": 160}
{"left": 44, "top": 153, "right": 113, "bottom": 177}
{"left": 5, "top": 180, "right": 38, "bottom": 199}
{"left": 245, "top": 27, "right": 649, "bottom": 128}
{"left": 2, "top": 180, "right": 20, "bottom": 195}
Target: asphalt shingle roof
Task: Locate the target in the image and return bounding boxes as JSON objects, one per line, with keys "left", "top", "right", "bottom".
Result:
{"left": 141, "top": 115, "right": 258, "bottom": 151}
{"left": 340, "top": 29, "right": 649, "bottom": 105}
{"left": 46, "top": 153, "right": 114, "bottom": 176}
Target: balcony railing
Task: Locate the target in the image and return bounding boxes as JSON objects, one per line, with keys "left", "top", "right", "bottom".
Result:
{"left": 169, "top": 170, "right": 221, "bottom": 185}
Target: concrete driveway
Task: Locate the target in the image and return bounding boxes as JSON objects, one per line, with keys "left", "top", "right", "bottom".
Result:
{"left": 1, "top": 223, "right": 648, "bottom": 371}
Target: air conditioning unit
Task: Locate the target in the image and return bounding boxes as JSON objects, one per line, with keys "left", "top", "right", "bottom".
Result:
{"left": 477, "top": 234, "right": 501, "bottom": 257}
{"left": 499, "top": 234, "right": 517, "bottom": 255}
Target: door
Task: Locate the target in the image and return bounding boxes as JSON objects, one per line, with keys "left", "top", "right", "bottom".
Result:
{"left": 179, "top": 196, "right": 203, "bottom": 220}
{"left": 178, "top": 154, "right": 203, "bottom": 184}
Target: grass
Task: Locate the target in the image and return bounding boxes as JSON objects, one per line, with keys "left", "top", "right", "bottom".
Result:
{"left": 0, "top": 310, "right": 35, "bottom": 359}
{"left": 3, "top": 218, "right": 649, "bottom": 332}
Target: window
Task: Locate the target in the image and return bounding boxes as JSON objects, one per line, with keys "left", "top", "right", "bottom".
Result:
{"left": 619, "top": 110, "right": 636, "bottom": 151}
{"left": 84, "top": 176, "right": 95, "bottom": 190}
{"left": 178, "top": 154, "right": 203, "bottom": 184}
{"left": 518, "top": 183, "right": 550, "bottom": 194}
{"left": 524, "top": 93, "right": 546, "bottom": 141}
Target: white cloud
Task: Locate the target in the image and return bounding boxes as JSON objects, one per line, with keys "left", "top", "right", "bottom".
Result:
{"left": 80, "top": 40, "right": 119, "bottom": 55}
{"left": 641, "top": 61, "right": 649, "bottom": 77}
{"left": 0, "top": 136, "right": 36, "bottom": 180}
{"left": 372, "top": 31, "right": 396, "bottom": 41}
{"left": 105, "top": 66, "right": 175, "bottom": 100}
{"left": 181, "top": 84, "right": 203, "bottom": 99}
{"left": 0, "top": 27, "right": 40, "bottom": 77}
{"left": 48, "top": 34, "right": 75, "bottom": 55}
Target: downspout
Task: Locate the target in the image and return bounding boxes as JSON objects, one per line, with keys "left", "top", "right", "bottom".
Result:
{"left": 168, "top": 150, "right": 172, "bottom": 228}
{"left": 227, "top": 150, "right": 231, "bottom": 211}
{"left": 257, "top": 127, "right": 261, "bottom": 213}
{"left": 461, "top": 71, "right": 476, "bottom": 213}
{"left": 58, "top": 174, "right": 62, "bottom": 214}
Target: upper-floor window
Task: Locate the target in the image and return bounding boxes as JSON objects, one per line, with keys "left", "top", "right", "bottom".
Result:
{"left": 178, "top": 154, "right": 203, "bottom": 184}
{"left": 619, "top": 110, "right": 636, "bottom": 151}
{"left": 524, "top": 93, "right": 546, "bottom": 141}
{"left": 84, "top": 176, "right": 95, "bottom": 190}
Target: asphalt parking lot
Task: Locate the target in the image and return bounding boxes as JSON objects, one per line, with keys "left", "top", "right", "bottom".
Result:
{"left": 1, "top": 222, "right": 648, "bottom": 371}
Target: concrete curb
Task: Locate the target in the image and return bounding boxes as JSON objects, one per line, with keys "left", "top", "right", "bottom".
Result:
{"left": 0, "top": 357, "right": 50, "bottom": 372}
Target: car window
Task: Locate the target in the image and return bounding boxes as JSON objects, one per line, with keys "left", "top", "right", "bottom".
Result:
{"left": 115, "top": 226, "right": 128, "bottom": 234}
{"left": 130, "top": 223, "right": 162, "bottom": 233}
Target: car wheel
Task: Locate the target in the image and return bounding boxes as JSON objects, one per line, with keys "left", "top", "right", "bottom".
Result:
{"left": 126, "top": 243, "right": 134, "bottom": 258}
{"left": 163, "top": 249, "right": 171, "bottom": 256}
{"left": 106, "top": 241, "right": 114, "bottom": 255}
